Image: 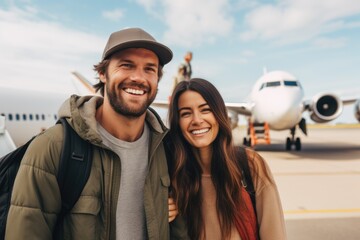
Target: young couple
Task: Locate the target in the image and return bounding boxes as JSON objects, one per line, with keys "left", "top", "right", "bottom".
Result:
{"left": 5, "top": 27, "right": 286, "bottom": 239}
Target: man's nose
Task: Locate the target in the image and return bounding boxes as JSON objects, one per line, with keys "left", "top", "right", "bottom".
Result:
{"left": 129, "top": 68, "right": 146, "bottom": 81}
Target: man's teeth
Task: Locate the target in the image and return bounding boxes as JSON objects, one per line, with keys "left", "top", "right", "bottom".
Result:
{"left": 192, "top": 128, "right": 210, "bottom": 135}
{"left": 125, "top": 88, "right": 145, "bottom": 95}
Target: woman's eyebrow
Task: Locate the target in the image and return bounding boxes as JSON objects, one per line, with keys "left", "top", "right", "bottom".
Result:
{"left": 198, "top": 103, "right": 209, "bottom": 108}
{"left": 178, "top": 103, "right": 208, "bottom": 112}
{"left": 178, "top": 106, "right": 191, "bottom": 112}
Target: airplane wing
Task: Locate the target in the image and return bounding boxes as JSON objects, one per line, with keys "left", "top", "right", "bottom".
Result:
{"left": 301, "top": 93, "right": 360, "bottom": 123}
{"left": 341, "top": 97, "right": 358, "bottom": 105}
{"left": 224, "top": 102, "right": 253, "bottom": 116}
{"left": 152, "top": 100, "right": 254, "bottom": 116}
{"left": 151, "top": 100, "right": 170, "bottom": 109}
{"left": 303, "top": 94, "right": 358, "bottom": 110}
{"left": 0, "top": 116, "right": 16, "bottom": 157}
{"left": 71, "top": 71, "right": 97, "bottom": 95}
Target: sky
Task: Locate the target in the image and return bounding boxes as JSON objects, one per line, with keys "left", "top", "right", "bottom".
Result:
{"left": 1, "top": 0, "right": 360, "bottom": 123}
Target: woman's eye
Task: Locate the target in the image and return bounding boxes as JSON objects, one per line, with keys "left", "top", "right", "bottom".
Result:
{"left": 202, "top": 108, "right": 212, "bottom": 113}
{"left": 180, "top": 112, "right": 191, "bottom": 117}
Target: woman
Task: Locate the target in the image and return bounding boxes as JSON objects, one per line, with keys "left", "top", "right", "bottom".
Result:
{"left": 167, "top": 78, "right": 287, "bottom": 240}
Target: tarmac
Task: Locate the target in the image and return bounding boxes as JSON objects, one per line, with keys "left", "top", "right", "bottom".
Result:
{"left": 233, "top": 125, "right": 360, "bottom": 240}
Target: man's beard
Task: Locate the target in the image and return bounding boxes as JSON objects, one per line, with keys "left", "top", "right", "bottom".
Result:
{"left": 106, "top": 81, "right": 157, "bottom": 118}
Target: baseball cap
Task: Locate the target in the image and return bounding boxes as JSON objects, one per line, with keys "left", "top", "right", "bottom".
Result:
{"left": 102, "top": 27, "right": 173, "bottom": 66}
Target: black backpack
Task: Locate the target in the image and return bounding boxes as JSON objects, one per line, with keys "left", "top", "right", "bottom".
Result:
{"left": 0, "top": 118, "right": 93, "bottom": 239}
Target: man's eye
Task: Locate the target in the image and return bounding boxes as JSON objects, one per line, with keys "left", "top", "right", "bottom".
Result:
{"left": 121, "top": 63, "right": 132, "bottom": 68}
{"left": 146, "top": 67, "right": 156, "bottom": 73}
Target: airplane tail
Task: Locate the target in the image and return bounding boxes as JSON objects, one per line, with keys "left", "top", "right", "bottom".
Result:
{"left": 71, "top": 71, "right": 96, "bottom": 95}
{"left": 263, "top": 66, "right": 268, "bottom": 75}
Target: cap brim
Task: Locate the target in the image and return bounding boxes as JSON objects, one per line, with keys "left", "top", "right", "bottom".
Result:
{"left": 103, "top": 40, "right": 173, "bottom": 66}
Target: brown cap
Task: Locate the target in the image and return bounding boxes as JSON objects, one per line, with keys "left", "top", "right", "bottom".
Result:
{"left": 102, "top": 27, "right": 173, "bottom": 66}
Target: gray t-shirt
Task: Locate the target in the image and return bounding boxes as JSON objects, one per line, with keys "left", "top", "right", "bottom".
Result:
{"left": 98, "top": 123, "right": 149, "bottom": 240}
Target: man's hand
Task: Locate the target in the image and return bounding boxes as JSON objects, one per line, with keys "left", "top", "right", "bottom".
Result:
{"left": 168, "top": 197, "right": 178, "bottom": 222}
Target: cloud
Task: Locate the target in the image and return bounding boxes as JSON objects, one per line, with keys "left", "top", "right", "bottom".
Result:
{"left": 241, "top": 50, "right": 255, "bottom": 57}
{"left": 102, "top": 8, "right": 125, "bottom": 21}
{"left": 0, "top": 6, "right": 104, "bottom": 91}
{"left": 313, "top": 37, "right": 347, "bottom": 48}
{"left": 239, "top": 0, "right": 360, "bottom": 45}
{"left": 136, "top": 0, "right": 234, "bottom": 47}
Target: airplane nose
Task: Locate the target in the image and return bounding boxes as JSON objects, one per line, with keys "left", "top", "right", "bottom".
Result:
{"left": 254, "top": 90, "right": 303, "bottom": 129}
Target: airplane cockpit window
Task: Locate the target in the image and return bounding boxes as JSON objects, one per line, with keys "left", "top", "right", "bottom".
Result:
{"left": 284, "top": 80, "right": 298, "bottom": 86}
{"left": 266, "top": 81, "right": 281, "bottom": 87}
{"left": 259, "top": 83, "right": 265, "bottom": 90}
{"left": 259, "top": 81, "right": 281, "bottom": 91}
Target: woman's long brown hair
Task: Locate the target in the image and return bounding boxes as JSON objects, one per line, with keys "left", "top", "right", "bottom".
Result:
{"left": 168, "top": 78, "right": 255, "bottom": 240}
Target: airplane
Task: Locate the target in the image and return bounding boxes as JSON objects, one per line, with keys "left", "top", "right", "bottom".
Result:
{"left": 0, "top": 71, "right": 95, "bottom": 156}
{"left": 152, "top": 70, "right": 360, "bottom": 151}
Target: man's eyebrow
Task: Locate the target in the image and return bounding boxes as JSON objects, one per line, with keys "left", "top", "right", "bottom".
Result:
{"left": 115, "top": 59, "right": 157, "bottom": 68}
{"left": 145, "top": 62, "right": 158, "bottom": 68}
{"left": 116, "top": 59, "right": 133, "bottom": 64}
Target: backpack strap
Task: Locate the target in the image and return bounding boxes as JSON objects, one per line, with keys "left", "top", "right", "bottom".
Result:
{"left": 237, "top": 146, "right": 261, "bottom": 239}
{"left": 56, "top": 118, "right": 93, "bottom": 220}
{"left": 237, "top": 146, "right": 256, "bottom": 215}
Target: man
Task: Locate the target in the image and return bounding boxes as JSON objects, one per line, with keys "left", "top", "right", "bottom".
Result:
{"left": 179, "top": 51, "right": 193, "bottom": 81}
{"left": 5, "top": 28, "right": 188, "bottom": 239}
{"left": 172, "top": 51, "right": 193, "bottom": 94}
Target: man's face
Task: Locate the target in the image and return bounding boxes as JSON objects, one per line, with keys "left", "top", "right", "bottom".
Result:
{"left": 101, "top": 48, "right": 159, "bottom": 118}
{"left": 185, "top": 53, "right": 192, "bottom": 62}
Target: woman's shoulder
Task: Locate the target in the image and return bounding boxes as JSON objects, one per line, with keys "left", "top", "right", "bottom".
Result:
{"left": 242, "top": 146, "right": 275, "bottom": 187}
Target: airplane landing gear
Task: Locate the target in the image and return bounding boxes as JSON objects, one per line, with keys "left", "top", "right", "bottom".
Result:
{"left": 286, "top": 137, "right": 291, "bottom": 150}
{"left": 243, "top": 137, "right": 251, "bottom": 147}
{"left": 295, "top": 137, "right": 301, "bottom": 151}
{"left": 285, "top": 127, "right": 301, "bottom": 151}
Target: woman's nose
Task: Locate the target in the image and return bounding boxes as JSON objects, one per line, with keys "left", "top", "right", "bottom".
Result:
{"left": 191, "top": 112, "right": 203, "bottom": 125}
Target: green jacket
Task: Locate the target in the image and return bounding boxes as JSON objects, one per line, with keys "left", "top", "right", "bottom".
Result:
{"left": 5, "top": 95, "right": 188, "bottom": 240}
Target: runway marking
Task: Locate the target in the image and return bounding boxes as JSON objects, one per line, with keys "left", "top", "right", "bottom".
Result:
{"left": 284, "top": 208, "right": 360, "bottom": 214}
{"left": 275, "top": 171, "right": 360, "bottom": 176}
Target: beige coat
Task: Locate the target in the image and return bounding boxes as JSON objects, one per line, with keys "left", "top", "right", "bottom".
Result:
{"left": 246, "top": 147, "right": 287, "bottom": 240}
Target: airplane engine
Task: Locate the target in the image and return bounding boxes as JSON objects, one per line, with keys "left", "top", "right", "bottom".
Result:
{"left": 355, "top": 99, "right": 360, "bottom": 122}
{"left": 228, "top": 111, "right": 239, "bottom": 129}
{"left": 309, "top": 93, "right": 343, "bottom": 123}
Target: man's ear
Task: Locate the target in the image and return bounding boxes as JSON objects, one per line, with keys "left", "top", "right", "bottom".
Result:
{"left": 99, "top": 72, "right": 106, "bottom": 83}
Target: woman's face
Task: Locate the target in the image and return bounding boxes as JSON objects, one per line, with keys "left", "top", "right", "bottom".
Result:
{"left": 177, "top": 90, "right": 219, "bottom": 150}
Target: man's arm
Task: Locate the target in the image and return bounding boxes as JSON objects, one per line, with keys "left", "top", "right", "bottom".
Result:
{"left": 5, "top": 130, "right": 62, "bottom": 239}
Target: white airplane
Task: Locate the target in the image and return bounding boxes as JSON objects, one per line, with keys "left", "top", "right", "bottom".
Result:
{"left": 152, "top": 70, "right": 360, "bottom": 151}
{"left": 0, "top": 72, "right": 95, "bottom": 156}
